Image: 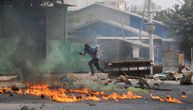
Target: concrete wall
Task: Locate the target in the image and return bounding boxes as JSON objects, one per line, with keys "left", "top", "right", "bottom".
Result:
{"left": 46, "top": 6, "right": 68, "bottom": 56}
{"left": 0, "top": 6, "right": 69, "bottom": 59}
{"left": 0, "top": 8, "right": 47, "bottom": 59}
{"left": 46, "top": 6, "right": 67, "bottom": 41}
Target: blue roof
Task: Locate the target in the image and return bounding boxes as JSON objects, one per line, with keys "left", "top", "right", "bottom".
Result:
{"left": 70, "top": 19, "right": 162, "bottom": 39}
{"left": 70, "top": 3, "right": 169, "bottom": 38}
{"left": 70, "top": 3, "right": 167, "bottom": 26}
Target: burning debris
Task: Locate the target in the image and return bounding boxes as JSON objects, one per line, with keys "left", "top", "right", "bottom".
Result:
{"left": 181, "top": 91, "right": 188, "bottom": 99}
{"left": 150, "top": 94, "right": 183, "bottom": 104}
{"left": 0, "top": 83, "right": 143, "bottom": 102}
{"left": 0, "top": 83, "right": 185, "bottom": 104}
{"left": 0, "top": 68, "right": 190, "bottom": 105}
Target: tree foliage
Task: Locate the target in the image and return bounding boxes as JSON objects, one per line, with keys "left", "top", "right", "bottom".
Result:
{"left": 0, "top": 0, "right": 66, "bottom": 8}
{"left": 154, "top": 0, "right": 193, "bottom": 61}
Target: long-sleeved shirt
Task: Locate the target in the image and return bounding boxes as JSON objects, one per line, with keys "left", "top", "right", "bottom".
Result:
{"left": 84, "top": 47, "right": 98, "bottom": 58}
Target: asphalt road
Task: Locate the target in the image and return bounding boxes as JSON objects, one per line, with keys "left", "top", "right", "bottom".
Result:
{"left": 0, "top": 78, "right": 193, "bottom": 110}
{"left": 0, "top": 101, "right": 192, "bottom": 110}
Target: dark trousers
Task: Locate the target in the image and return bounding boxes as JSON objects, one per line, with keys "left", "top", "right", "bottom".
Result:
{"left": 88, "top": 57, "right": 105, "bottom": 74}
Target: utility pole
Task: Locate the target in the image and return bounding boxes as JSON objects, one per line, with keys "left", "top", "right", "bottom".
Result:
{"left": 121, "top": 14, "right": 124, "bottom": 37}
{"left": 65, "top": 6, "right": 68, "bottom": 42}
{"left": 147, "top": 0, "right": 154, "bottom": 74}
{"left": 191, "top": 48, "right": 193, "bottom": 68}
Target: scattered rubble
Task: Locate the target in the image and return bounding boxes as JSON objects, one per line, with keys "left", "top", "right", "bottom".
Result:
{"left": 114, "top": 75, "right": 132, "bottom": 86}
{"left": 30, "top": 108, "right": 36, "bottom": 110}
{"left": 180, "top": 71, "right": 193, "bottom": 85}
{"left": 39, "top": 104, "right": 45, "bottom": 109}
{"left": 137, "top": 78, "right": 150, "bottom": 89}
{"left": 151, "top": 65, "right": 193, "bottom": 89}
{"left": 153, "top": 80, "right": 165, "bottom": 90}
{"left": 153, "top": 71, "right": 182, "bottom": 80}
{"left": 153, "top": 65, "right": 193, "bottom": 84}
{"left": 20, "top": 106, "right": 30, "bottom": 110}
{"left": 87, "top": 102, "right": 96, "bottom": 106}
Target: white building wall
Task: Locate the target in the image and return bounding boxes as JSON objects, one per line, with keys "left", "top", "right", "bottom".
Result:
{"left": 132, "top": 46, "right": 140, "bottom": 58}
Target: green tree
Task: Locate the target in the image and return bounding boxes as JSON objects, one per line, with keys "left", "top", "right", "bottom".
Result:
{"left": 0, "top": 0, "right": 65, "bottom": 8}
{"left": 154, "top": 5, "right": 181, "bottom": 37}
{"left": 154, "top": 0, "right": 193, "bottom": 61}
{"left": 172, "top": 0, "right": 193, "bottom": 61}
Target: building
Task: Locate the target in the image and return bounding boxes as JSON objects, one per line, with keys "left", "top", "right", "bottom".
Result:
{"left": 0, "top": 1, "right": 73, "bottom": 58}
{"left": 0, "top": 1, "right": 74, "bottom": 74}
{"left": 69, "top": 3, "right": 174, "bottom": 64}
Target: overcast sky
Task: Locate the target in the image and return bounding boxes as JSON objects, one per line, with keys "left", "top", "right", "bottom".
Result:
{"left": 71, "top": 0, "right": 184, "bottom": 10}
{"left": 127, "top": 0, "right": 184, "bottom": 9}
{"left": 153, "top": 0, "right": 183, "bottom": 9}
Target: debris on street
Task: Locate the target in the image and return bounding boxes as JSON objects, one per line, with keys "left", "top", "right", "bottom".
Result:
{"left": 180, "top": 71, "right": 193, "bottom": 85}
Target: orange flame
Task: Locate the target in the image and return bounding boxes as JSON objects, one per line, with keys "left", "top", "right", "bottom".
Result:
{"left": 52, "top": 93, "right": 78, "bottom": 103}
{"left": 0, "top": 84, "right": 184, "bottom": 104}
{"left": 66, "top": 88, "right": 104, "bottom": 95}
{"left": 181, "top": 95, "right": 188, "bottom": 98}
{"left": 16, "top": 89, "right": 23, "bottom": 94}
{"left": 82, "top": 95, "right": 101, "bottom": 101}
{"left": 151, "top": 94, "right": 183, "bottom": 104}
{"left": 0, "top": 87, "right": 10, "bottom": 93}
{"left": 150, "top": 94, "right": 164, "bottom": 102}
{"left": 166, "top": 95, "right": 183, "bottom": 104}
{"left": 30, "top": 84, "right": 49, "bottom": 89}
{"left": 103, "top": 91, "right": 143, "bottom": 101}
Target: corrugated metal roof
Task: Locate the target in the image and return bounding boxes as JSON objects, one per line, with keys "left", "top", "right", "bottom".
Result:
{"left": 69, "top": 3, "right": 166, "bottom": 26}
{"left": 97, "top": 37, "right": 151, "bottom": 48}
{"left": 70, "top": 18, "right": 162, "bottom": 39}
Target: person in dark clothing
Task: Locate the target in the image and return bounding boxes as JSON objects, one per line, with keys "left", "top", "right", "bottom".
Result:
{"left": 79, "top": 44, "right": 105, "bottom": 76}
